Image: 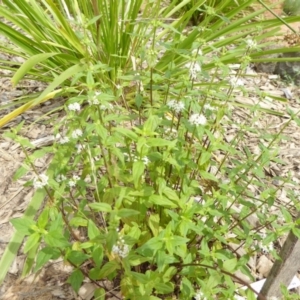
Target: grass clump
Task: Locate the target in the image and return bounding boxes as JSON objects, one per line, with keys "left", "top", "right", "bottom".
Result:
{"left": 0, "top": 1, "right": 300, "bottom": 299}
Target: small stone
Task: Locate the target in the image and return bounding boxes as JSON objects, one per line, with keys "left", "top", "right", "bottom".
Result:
{"left": 78, "top": 283, "right": 96, "bottom": 300}
{"left": 256, "top": 255, "right": 273, "bottom": 278}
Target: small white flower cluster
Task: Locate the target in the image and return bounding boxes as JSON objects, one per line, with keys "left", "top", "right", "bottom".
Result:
{"left": 56, "top": 174, "right": 80, "bottom": 187}
{"left": 68, "top": 102, "right": 81, "bottom": 111}
{"left": 100, "top": 103, "right": 113, "bottom": 111}
{"left": 134, "top": 156, "right": 149, "bottom": 165}
{"left": 246, "top": 39, "right": 257, "bottom": 50}
{"left": 167, "top": 100, "right": 185, "bottom": 113}
{"left": 55, "top": 133, "right": 70, "bottom": 144}
{"left": 258, "top": 232, "right": 274, "bottom": 254}
{"left": 194, "top": 290, "right": 207, "bottom": 300}
{"left": 55, "top": 128, "right": 83, "bottom": 144}
{"left": 33, "top": 174, "right": 48, "bottom": 189}
{"left": 88, "top": 91, "right": 101, "bottom": 105}
{"left": 192, "top": 49, "right": 203, "bottom": 57}
{"left": 185, "top": 61, "right": 201, "bottom": 80}
{"left": 165, "top": 127, "right": 178, "bottom": 139}
{"left": 124, "top": 153, "right": 150, "bottom": 165}
{"left": 76, "top": 143, "right": 85, "bottom": 153}
{"left": 203, "top": 103, "right": 215, "bottom": 111}
{"left": 229, "top": 77, "right": 244, "bottom": 88}
{"left": 112, "top": 237, "right": 130, "bottom": 258}
{"left": 68, "top": 174, "right": 80, "bottom": 187}
{"left": 56, "top": 174, "right": 67, "bottom": 182}
{"left": 189, "top": 113, "right": 207, "bottom": 126}
{"left": 71, "top": 129, "right": 83, "bottom": 139}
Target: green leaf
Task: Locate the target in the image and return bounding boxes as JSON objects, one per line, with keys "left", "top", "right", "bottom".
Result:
{"left": 97, "top": 261, "right": 119, "bottom": 280}
{"left": 33, "top": 64, "right": 85, "bottom": 107}
{"left": 148, "top": 214, "right": 160, "bottom": 237}
{"left": 12, "top": 53, "right": 59, "bottom": 86}
{"left": 199, "top": 170, "right": 218, "bottom": 182}
{"left": 68, "top": 269, "right": 84, "bottom": 293}
{"left": 88, "top": 220, "right": 100, "bottom": 240}
{"left": 149, "top": 195, "right": 177, "bottom": 208}
{"left": 93, "top": 288, "right": 105, "bottom": 300}
{"left": 127, "top": 254, "right": 149, "bottom": 266}
{"left": 117, "top": 209, "right": 140, "bottom": 218}
{"left": 34, "top": 247, "right": 57, "bottom": 273}
{"left": 147, "top": 138, "right": 176, "bottom": 148}
{"left": 199, "top": 151, "right": 211, "bottom": 166}
{"left": 67, "top": 251, "right": 89, "bottom": 267}
{"left": 132, "top": 160, "right": 145, "bottom": 188}
{"left": 162, "top": 187, "right": 179, "bottom": 201}
{"left": 130, "top": 271, "right": 149, "bottom": 284}
{"left": 24, "top": 232, "right": 41, "bottom": 253}
{"left": 22, "top": 240, "right": 40, "bottom": 277}
{"left": 92, "top": 245, "right": 103, "bottom": 268}
{"left": 95, "top": 124, "right": 108, "bottom": 141}
{"left": 10, "top": 218, "right": 35, "bottom": 235}
{"left": 292, "top": 227, "right": 300, "bottom": 239}
{"left": 37, "top": 208, "right": 49, "bottom": 229}
{"left": 13, "top": 165, "right": 29, "bottom": 181}
{"left": 69, "top": 217, "right": 88, "bottom": 227}
{"left": 143, "top": 115, "right": 160, "bottom": 134}
{"left": 206, "top": 272, "right": 221, "bottom": 290}
{"left": 89, "top": 203, "right": 112, "bottom": 212}
{"left": 280, "top": 206, "right": 293, "bottom": 223}
{"left": 114, "top": 127, "right": 138, "bottom": 141}
{"left": 139, "top": 236, "right": 163, "bottom": 253}
{"left": 223, "top": 258, "right": 237, "bottom": 272}
{"left": 44, "top": 230, "right": 70, "bottom": 248}
{"left": 106, "top": 229, "right": 118, "bottom": 252}
{"left": 155, "top": 282, "right": 174, "bottom": 294}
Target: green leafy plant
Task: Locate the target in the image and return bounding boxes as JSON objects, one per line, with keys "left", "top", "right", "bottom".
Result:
{"left": 1, "top": 1, "right": 300, "bottom": 299}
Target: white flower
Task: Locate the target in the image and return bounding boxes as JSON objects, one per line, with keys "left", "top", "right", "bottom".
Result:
{"left": 194, "top": 290, "right": 207, "bottom": 300}
{"left": 72, "top": 175, "right": 80, "bottom": 181}
{"left": 229, "top": 77, "right": 244, "bottom": 88}
{"left": 142, "top": 156, "right": 150, "bottom": 165}
{"left": 76, "top": 143, "right": 85, "bottom": 153}
{"left": 258, "top": 232, "right": 274, "bottom": 254}
{"left": 89, "top": 98, "right": 99, "bottom": 105}
{"left": 33, "top": 174, "right": 48, "bottom": 189}
{"left": 189, "top": 113, "right": 207, "bottom": 126}
{"left": 192, "top": 49, "right": 203, "bottom": 57}
{"left": 194, "top": 196, "right": 203, "bottom": 203}
{"left": 100, "top": 103, "right": 113, "bottom": 111}
{"left": 71, "top": 129, "right": 83, "bottom": 139}
{"left": 167, "top": 100, "right": 185, "bottom": 113}
{"left": 185, "top": 62, "right": 201, "bottom": 80}
{"left": 56, "top": 174, "right": 67, "bottom": 182}
{"left": 203, "top": 103, "right": 215, "bottom": 111}
{"left": 68, "top": 103, "right": 81, "bottom": 111}
{"left": 246, "top": 39, "right": 257, "bottom": 49}
{"left": 112, "top": 240, "right": 130, "bottom": 258}
{"left": 68, "top": 180, "right": 76, "bottom": 187}
{"left": 55, "top": 133, "right": 70, "bottom": 144}
{"left": 88, "top": 91, "right": 101, "bottom": 105}
{"left": 260, "top": 242, "right": 274, "bottom": 254}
